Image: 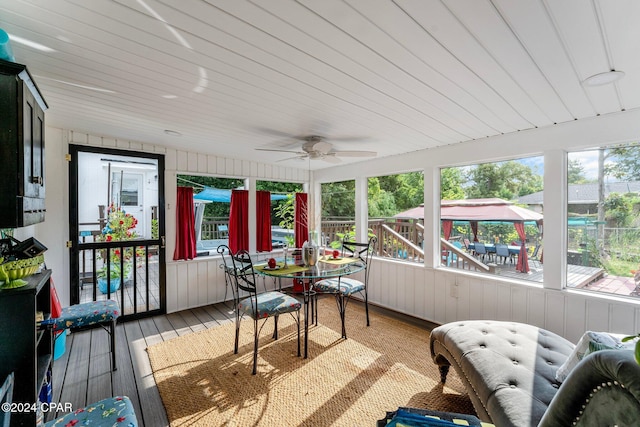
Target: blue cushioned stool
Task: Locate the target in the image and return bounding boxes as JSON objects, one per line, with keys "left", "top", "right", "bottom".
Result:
{"left": 54, "top": 299, "right": 120, "bottom": 371}
{"left": 45, "top": 395, "right": 138, "bottom": 427}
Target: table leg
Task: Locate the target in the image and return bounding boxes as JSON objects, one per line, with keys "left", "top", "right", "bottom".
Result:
{"left": 304, "top": 287, "right": 310, "bottom": 359}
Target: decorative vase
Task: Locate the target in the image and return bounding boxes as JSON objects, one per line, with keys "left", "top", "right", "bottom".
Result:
{"left": 98, "top": 277, "right": 121, "bottom": 294}
{"left": 302, "top": 232, "right": 320, "bottom": 267}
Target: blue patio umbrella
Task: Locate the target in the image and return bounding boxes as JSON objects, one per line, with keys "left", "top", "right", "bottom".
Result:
{"left": 193, "top": 187, "right": 289, "bottom": 202}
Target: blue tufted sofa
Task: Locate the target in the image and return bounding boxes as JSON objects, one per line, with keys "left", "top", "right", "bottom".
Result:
{"left": 429, "top": 320, "right": 640, "bottom": 427}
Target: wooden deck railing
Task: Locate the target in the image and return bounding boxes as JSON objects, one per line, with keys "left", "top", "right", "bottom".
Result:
{"left": 201, "top": 217, "right": 230, "bottom": 240}
{"left": 320, "top": 218, "right": 425, "bottom": 262}
{"left": 201, "top": 216, "right": 482, "bottom": 267}
{"left": 321, "top": 220, "right": 355, "bottom": 247}
{"left": 440, "top": 238, "right": 494, "bottom": 273}
{"left": 375, "top": 223, "right": 424, "bottom": 261}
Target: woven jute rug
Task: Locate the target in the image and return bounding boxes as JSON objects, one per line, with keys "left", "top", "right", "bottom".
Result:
{"left": 147, "top": 296, "right": 475, "bottom": 426}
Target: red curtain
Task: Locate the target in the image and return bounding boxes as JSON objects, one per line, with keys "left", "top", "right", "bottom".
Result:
{"left": 470, "top": 221, "right": 479, "bottom": 242}
{"left": 229, "top": 189, "right": 249, "bottom": 254}
{"left": 173, "top": 186, "right": 196, "bottom": 261}
{"left": 514, "top": 221, "right": 529, "bottom": 273}
{"left": 256, "top": 190, "right": 273, "bottom": 252}
{"left": 442, "top": 220, "right": 453, "bottom": 240}
{"left": 295, "top": 193, "right": 308, "bottom": 248}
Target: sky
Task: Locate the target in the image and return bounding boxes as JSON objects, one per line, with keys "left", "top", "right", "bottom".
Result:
{"left": 522, "top": 150, "right": 618, "bottom": 181}
{"left": 568, "top": 150, "right": 601, "bottom": 180}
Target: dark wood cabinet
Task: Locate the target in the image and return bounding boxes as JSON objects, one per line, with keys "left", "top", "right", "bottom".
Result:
{"left": 0, "top": 270, "right": 52, "bottom": 426}
{"left": 0, "top": 59, "right": 48, "bottom": 228}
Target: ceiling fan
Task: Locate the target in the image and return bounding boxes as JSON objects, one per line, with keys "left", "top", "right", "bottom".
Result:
{"left": 255, "top": 135, "right": 377, "bottom": 164}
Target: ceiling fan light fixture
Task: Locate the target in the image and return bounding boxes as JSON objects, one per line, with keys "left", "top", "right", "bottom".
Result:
{"left": 583, "top": 70, "right": 625, "bottom": 87}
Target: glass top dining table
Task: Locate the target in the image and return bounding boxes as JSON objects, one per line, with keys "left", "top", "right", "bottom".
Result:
{"left": 253, "top": 255, "right": 365, "bottom": 279}
{"left": 254, "top": 255, "right": 365, "bottom": 358}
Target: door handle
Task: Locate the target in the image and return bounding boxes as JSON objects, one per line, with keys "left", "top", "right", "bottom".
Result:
{"left": 161, "top": 236, "right": 166, "bottom": 248}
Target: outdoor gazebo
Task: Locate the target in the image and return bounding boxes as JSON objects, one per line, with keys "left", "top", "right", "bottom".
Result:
{"left": 395, "top": 198, "right": 543, "bottom": 273}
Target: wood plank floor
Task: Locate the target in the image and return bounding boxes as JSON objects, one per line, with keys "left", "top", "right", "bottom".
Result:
{"left": 46, "top": 300, "right": 237, "bottom": 426}
{"left": 46, "top": 298, "right": 434, "bottom": 426}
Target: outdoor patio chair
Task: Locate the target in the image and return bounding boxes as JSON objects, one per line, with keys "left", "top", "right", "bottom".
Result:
{"left": 218, "top": 245, "right": 301, "bottom": 375}
{"left": 314, "top": 236, "right": 377, "bottom": 339}
{"left": 495, "top": 243, "right": 511, "bottom": 264}
{"left": 444, "top": 241, "right": 463, "bottom": 266}
{"left": 463, "top": 238, "right": 473, "bottom": 254}
{"left": 473, "top": 242, "right": 490, "bottom": 263}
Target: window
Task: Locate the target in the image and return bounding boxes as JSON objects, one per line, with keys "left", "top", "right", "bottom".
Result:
{"left": 177, "top": 175, "right": 244, "bottom": 255}
{"left": 567, "top": 144, "right": 640, "bottom": 299}
{"left": 321, "top": 180, "right": 355, "bottom": 247}
{"left": 256, "top": 180, "right": 303, "bottom": 247}
{"left": 368, "top": 172, "right": 424, "bottom": 261}
{"left": 113, "top": 173, "right": 140, "bottom": 207}
{"left": 440, "top": 156, "right": 544, "bottom": 283}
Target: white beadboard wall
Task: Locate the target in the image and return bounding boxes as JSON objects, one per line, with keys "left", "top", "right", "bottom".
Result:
{"left": 56, "top": 127, "right": 640, "bottom": 346}
{"left": 165, "top": 250, "right": 640, "bottom": 345}
{"left": 366, "top": 258, "right": 640, "bottom": 344}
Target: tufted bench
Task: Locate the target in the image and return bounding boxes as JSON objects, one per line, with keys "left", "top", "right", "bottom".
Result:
{"left": 430, "top": 320, "right": 640, "bottom": 426}
{"left": 53, "top": 299, "right": 120, "bottom": 371}
{"left": 429, "top": 321, "right": 575, "bottom": 426}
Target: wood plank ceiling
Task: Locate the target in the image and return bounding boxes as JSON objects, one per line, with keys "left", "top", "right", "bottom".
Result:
{"left": 0, "top": 0, "right": 638, "bottom": 169}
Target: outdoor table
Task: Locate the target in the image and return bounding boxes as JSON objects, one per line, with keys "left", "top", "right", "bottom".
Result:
{"left": 254, "top": 256, "right": 365, "bottom": 358}
{"left": 468, "top": 243, "right": 521, "bottom": 256}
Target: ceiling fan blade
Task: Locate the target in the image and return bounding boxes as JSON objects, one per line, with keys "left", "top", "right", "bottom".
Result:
{"left": 255, "top": 148, "right": 304, "bottom": 154}
{"left": 276, "top": 155, "right": 307, "bottom": 163}
{"left": 332, "top": 150, "right": 377, "bottom": 157}
{"left": 322, "top": 154, "right": 342, "bottom": 164}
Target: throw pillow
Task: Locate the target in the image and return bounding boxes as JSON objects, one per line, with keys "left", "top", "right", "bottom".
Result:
{"left": 555, "top": 331, "right": 638, "bottom": 382}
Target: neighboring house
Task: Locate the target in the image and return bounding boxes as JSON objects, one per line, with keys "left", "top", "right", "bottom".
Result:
{"left": 518, "top": 181, "right": 640, "bottom": 215}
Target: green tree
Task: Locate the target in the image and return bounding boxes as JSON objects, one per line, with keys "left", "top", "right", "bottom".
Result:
{"left": 368, "top": 177, "right": 397, "bottom": 217}
{"left": 464, "top": 160, "right": 542, "bottom": 199}
{"left": 465, "top": 163, "right": 510, "bottom": 199}
{"left": 508, "top": 162, "right": 543, "bottom": 197}
{"left": 604, "top": 145, "right": 640, "bottom": 180}
{"left": 568, "top": 159, "right": 588, "bottom": 184}
{"left": 377, "top": 172, "right": 424, "bottom": 211}
{"left": 441, "top": 167, "right": 465, "bottom": 200}
{"left": 321, "top": 180, "right": 355, "bottom": 218}
{"left": 603, "top": 193, "right": 633, "bottom": 227}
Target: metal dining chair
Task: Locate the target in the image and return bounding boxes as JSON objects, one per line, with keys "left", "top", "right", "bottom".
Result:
{"left": 314, "top": 236, "right": 377, "bottom": 339}
{"left": 218, "top": 245, "right": 301, "bottom": 375}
